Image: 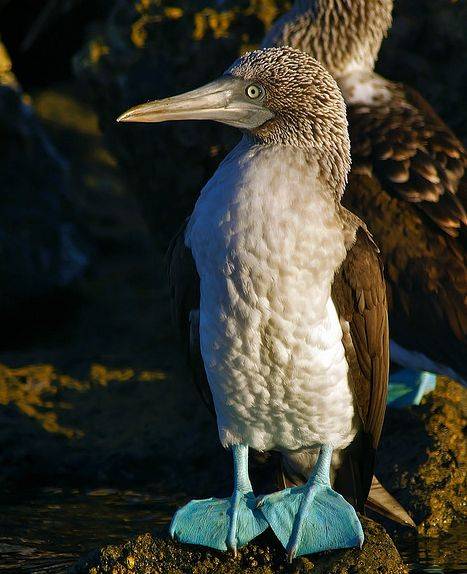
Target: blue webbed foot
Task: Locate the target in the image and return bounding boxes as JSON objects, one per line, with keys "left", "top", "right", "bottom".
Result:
{"left": 388, "top": 369, "right": 437, "bottom": 407}
{"left": 169, "top": 444, "right": 268, "bottom": 553}
{"left": 258, "top": 445, "right": 363, "bottom": 561}
{"left": 170, "top": 489, "right": 268, "bottom": 552}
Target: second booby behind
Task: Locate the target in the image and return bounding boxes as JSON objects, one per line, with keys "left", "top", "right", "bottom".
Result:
{"left": 118, "top": 47, "right": 388, "bottom": 559}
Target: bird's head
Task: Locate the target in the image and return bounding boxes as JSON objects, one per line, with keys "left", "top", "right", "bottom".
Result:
{"left": 118, "top": 47, "right": 350, "bottom": 195}
{"left": 263, "top": 0, "right": 393, "bottom": 78}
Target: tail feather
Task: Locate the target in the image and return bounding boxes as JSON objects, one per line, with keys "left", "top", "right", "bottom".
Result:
{"left": 366, "top": 476, "right": 416, "bottom": 528}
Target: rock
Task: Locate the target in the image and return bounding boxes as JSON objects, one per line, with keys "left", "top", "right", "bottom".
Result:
{"left": 377, "top": 378, "right": 466, "bottom": 537}
{"left": 0, "top": 39, "right": 88, "bottom": 312}
{"left": 0, "top": 40, "right": 19, "bottom": 88}
{"left": 0, "top": 359, "right": 223, "bottom": 490}
{"left": 70, "top": 517, "right": 408, "bottom": 574}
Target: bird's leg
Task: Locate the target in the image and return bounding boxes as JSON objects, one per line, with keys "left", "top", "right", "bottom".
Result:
{"left": 388, "top": 369, "right": 437, "bottom": 406}
{"left": 257, "top": 444, "right": 364, "bottom": 561}
{"left": 169, "top": 444, "right": 268, "bottom": 553}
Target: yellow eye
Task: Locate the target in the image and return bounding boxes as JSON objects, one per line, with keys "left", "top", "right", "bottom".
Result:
{"left": 246, "top": 84, "right": 264, "bottom": 99}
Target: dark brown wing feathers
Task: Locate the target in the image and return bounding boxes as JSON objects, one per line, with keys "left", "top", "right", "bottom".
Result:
{"left": 167, "top": 221, "right": 199, "bottom": 348}
{"left": 349, "top": 83, "right": 467, "bottom": 237}
{"left": 167, "top": 221, "right": 214, "bottom": 412}
{"left": 332, "top": 226, "right": 389, "bottom": 449}
{"left": 345, "top": 83, "right": 467, "bottom": 378}
{"left": 331, "top": 224, "right": 389, "bottom": 511}
{"left": 332, "top": 228, "right": 389, "bottom": 448}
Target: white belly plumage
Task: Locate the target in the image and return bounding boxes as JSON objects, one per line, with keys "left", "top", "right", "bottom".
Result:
{"left": 186, "top": 139, "right": 357, "bottom": 453}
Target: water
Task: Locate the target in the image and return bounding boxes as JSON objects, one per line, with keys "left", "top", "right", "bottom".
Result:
{"left": 0, "top": 488, "right": 465, "bottom": 573}
{"left": 0, "top": 487, "right": 178, "bottom": 574}
{"left": 396, "top": 527, "right": 467, "bottom": 574}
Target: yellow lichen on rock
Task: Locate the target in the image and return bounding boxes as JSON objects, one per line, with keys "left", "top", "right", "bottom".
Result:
{"left": 131, "top": 15, "right": 161, "bottom": 48}
{"left": 88, "top": 39, "right": 110, "bottom": 65}
{"left": 91, "top": 364, "right": 136, "bottom": 387}
{"left": 416, "top": 378, "right": 466, "bottom": 536}
{"left": 0, "top": 364, "right": 86, "bottom": 438}
{"left": 193, "top": 8, "right": 237, "bottom": 41}
{"left": 90, "top": 364, "right": 166, "bottom": 385}
{"left": 138, "top": 370, "right": 166, "bottom": 382}
{"left": 0, "top": 39, "right": 18, "bottom": 88}
{"left": 135, "top": 0, "right": 157, "bottom": 13}
{"left": 245, "top": 0, "right": 289, "bottom": 29}
{"left": 0, "top": 363, "right": 167, "bottom": 440}
{"left": 164, "top": 7, "right": 183, "bottom": 19}
{"left": 378, "top": 377, "right": 466, "bottom": 537}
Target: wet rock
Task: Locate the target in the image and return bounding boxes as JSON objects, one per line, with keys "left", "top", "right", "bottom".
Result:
{"left": 71, "top": 517, "right": 408, "bottom": 574}
{"left": 377, "top": 378, "right": 466, "bottom": 537}
{"left": 0, "top": 359, "right": 222, "bottom": 490}
{"left": 0, "top": 39, "right": 88, "bottom": 311}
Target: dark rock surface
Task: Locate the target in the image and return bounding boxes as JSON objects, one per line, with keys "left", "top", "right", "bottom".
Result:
{"left": 75, "top": 0, "right": 467, "bottom": 246}
{"left": 70, "top": 517, "right": 408, "bottom": 574}
{"left": 0, "top": 40, "right": 88, "bottom": 313}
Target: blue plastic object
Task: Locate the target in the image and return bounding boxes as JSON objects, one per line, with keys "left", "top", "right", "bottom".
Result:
{"left": 169, "top": 444, "right": 268, "bottom": 553}
{"left": 388, "top": 369, "right": 437, "bottom": 407}
{"left": 258, "top": 445, "right": 364, "bottom": 560}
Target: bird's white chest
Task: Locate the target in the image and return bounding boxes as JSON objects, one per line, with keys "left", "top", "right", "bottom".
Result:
{"left": 186, "top": 141, "right": 356, "bottom": 453}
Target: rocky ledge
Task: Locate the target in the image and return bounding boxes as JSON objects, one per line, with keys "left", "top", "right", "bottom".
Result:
{"left": 377, "top": 378, "right": 466, "bottom": 537}
{"left": 71, "top": 517, "right": 407, "bottom": 574}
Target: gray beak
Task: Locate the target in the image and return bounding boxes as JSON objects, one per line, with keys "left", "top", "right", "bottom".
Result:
{"left": 117, "top": 76, "right": 274, "bottom": 129}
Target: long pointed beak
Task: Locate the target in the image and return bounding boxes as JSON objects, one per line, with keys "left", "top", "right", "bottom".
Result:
{"left": 117, "top": 76, "right": 273, "bottom": 129}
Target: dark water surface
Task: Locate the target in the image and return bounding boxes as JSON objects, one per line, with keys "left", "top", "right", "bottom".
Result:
{"left": 0, "top": 487, "right": 178, "bottom": 573}
{"left": 0, "top": 487, "right": 465, "bottom": 573}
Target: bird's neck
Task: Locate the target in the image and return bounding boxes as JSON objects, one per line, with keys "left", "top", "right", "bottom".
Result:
{"left": 245, "top": 129, "right": 350, "bottom": 202}
{"left": 264, "top": 0, "right": 393, "bottom": 79}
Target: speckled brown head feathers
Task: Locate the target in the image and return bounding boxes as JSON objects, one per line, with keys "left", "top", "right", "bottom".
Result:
{"left": 227, "top": 47, "right": 351, "bottom": 198}
{"left": 264, "top": 0, "right": 393, "bottom": 77}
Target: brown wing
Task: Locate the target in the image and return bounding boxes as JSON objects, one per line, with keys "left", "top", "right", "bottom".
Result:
{"left": 345, "top": 82, "right": 467, "bottom": 378}
{"left": 348, "top": 83, "right": 467, "bottom": 237}
{"left": 166, "top": 220, "right": 214, "bottom": 412}
{"left": 331, "top": 224, "right": 389, "bottom": 510}
{"left": 332, "top": 225, "right": 389, "bottom": 447}
{"left": 343, "top": 172, "right": 467, "bottom": 380}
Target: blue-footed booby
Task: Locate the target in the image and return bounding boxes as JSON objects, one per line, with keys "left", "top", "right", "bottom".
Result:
{"left": 118, "top": 47, "right": 389, "bottom": 558}
{"left": 264, "top": 0, "right": 467, "bottom": 400}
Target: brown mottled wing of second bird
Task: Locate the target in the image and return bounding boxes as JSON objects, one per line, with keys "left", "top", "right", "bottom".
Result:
{"left": 167, "top": 220, "right": 214, "bottom": 413}
{"left": 344, "top": 83, "right": 467, "bottom": 378}
{"left": 348, "top": 83, "right": 467, "bottom": 237}
{"left": 331, "top": 223, "right": 389, "bottom": 512}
